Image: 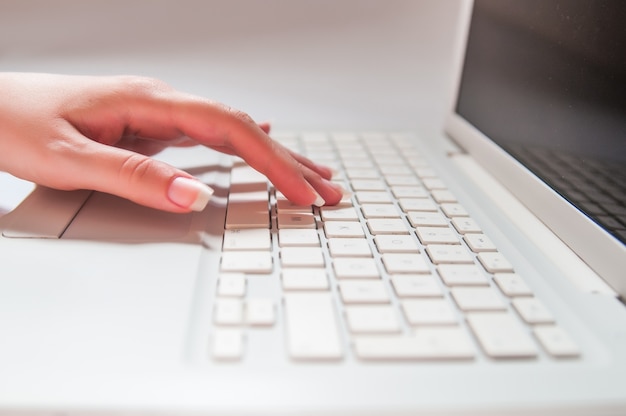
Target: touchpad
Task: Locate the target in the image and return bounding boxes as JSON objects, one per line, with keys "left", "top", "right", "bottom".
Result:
{"left": 62, "top": 192, "right": 194, "bottom": 242}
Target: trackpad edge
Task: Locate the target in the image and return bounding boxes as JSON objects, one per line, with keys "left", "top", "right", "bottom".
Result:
{"left": 62, "top": 192, "right": 194, "bottom": 242}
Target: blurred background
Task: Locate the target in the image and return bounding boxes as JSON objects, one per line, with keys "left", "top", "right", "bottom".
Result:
{"left": 0, "top": 0, "right": 463, "bottom": 212}
{"left": 0, "top": 0, "right": 462, "bottom": 130}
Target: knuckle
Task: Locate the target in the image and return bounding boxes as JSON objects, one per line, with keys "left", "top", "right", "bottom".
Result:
{"left": 221, "top": 103, "right": 255, "bottom": 126}
{"left": 118, "top": 153, "right": 154, "bottom": 185}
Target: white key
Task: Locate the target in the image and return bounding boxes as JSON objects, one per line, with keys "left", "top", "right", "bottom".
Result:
{"left": 276, "top": 198, "right": 313, "bottom": 213}
{"left": 284, "top": 293, "right": 344, "bottom": 360}
{"left": 356, "top": 191, "right": 393, "bottom": 204}
{"left": 414, "top": 167, "right": 437, "bottom": 178}
{"left": 415, "top": 227, "right": 460, "bottom": 245}
{"left": 494, "top": 273, "right": 533, "bottom": 297}
{"left": 402, "top": 298, "right": 458, "bottom": 325}
{"left": 385, "top": 175, "right": 420, "bottom": 186}
{"left": 467, "top": 312, "right": 537, "bottom": 358}
{"left": 441, "top": 203, "right": 469, "bottom": 217}
{"left": 211, "top": 329, "right": 244, "bottom": 360}
{"left": 246, "top": 299, "right": 276, "bottom": 326}
{"left": 337, "top": 192, "right": 354, "bottom": 207}
{"left": 217, "top": 273, "right": 247, "bottom": 297}
{"left": 282, "top": 268, "right": 329, "bottom": 291}
{"left": 426, "top": 244, "right": 474, "bottom": 264}
{"left": 328, "top": 238, "right": 372, "bottom": 257}
{"left": 431, "top": 189, "right": 457, "bottom": 203}
{"left": 407, "top": 158, "right": 430, "bottom": 170}
{"left": 367, "top": 219, "right": 409, "bottom": 235}
{"left": 324, "top": 221, "right": 365, "bottom": 238}
{"left": 354, "top": 327, "right": 475, "bottom": 360}
{"left": 378, "top": 165, "right": 413, "bottom": 175}
{"left": 382, "top": 253, "right": 430, "bottom": 274}
{"left": 391, "top": 274, "right": 443, "bottom": 297}
{"left": 320, "top": 206, "right": 359, "bottom": 221}
{"left": 464, "top": 233, "right": 497, "bottom": 252}
{"left": 422, "top": 178, "right": 446, "bottom": 190}
{"left": 407, "top": 211, "right": 449, "bottom": 227}
{"left": 373, "top": 155, "right": 401, "bottom": 165}
{"left": 398, "top": 198, "right": 438, "bottom": 213}
{"left": 351, "top": 179, "right": 386, "bottom": 191}
{"left": 228, "top": 190, "right": 268, "bottom": 203}
{"left": 221, "top": 251, "right": 272, "bottom": 273}
{"left": 361, "top": 204, "right": 401, "bottom": 218}
{"left": 437, "top": 264, "right": 489, "bottom": 286}
{"left": 512, "top": 297, "right": 555, "bottom": 324}
{"left": 230, "top": 165, "right": 267, "bottom": 185}
{"left": 391, "top": 186, "right": 429, "bottom": 198}
{"left": 533, "top": 325, "right": 580, "bottom": 358}
{"left": 222, "top": 228, "right": 271, "bottom": 251}
{"left": 344, "top": 305, "right": 401, "bottom": 333}
{"left": 339, "top": 152, "right": 368, "bottom": 162}
{"left": 451, "top": 287, "right": 506, "bottom": 311}
{"left": 278, "top": 228, "right": 320, "bottom": 247}
{"left": 374, "top": 235, "right": 420, "bottom": 253}
{"left": 229, "top": 156, "right": 248, "bottom": 166}
{"left": 346, "top": 168, "right": 380, "bottom": 179}
{"left": 225, "top": 200, "right": 269, "bottom": 229}
{"left": 228, "top": 181, "right": 269, "bottom": 194}
{"left": 451, "top": 217, "right": 482, "bottom": 234}
{"left": 277, "top": 212, "right": 317, "bottom": 229}
{"left": 225, "top": 207, "right": 269, "bottom": 229}
{"left": 214, "top": 298, "right": 244, "bottom": 325}
{"left": 281, "top": 247, "right": 325, "bottom": 267}
{"left": 342, "top": 159, "right": 374, "bottom": 168}
{"left": 477, "top": 252, "right": 514, "bottom": 273}
{"left": 333, "top": 258, "right": 381, "bottom": 279}
{"left": 339, "top": 280, "right": 390, "bottom": 303}
{"left": 340, "top": 148, "right": 365, "bottom": 156}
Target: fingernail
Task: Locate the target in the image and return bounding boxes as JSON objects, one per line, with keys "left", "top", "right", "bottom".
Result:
{"left": 312, "top": 190, "right": 326, "bottom": 207}
{"left": 168, "top": 177, "right": 214, "bottom": 211}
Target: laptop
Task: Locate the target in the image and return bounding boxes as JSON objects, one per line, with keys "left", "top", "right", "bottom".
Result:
{"left": 1, "top": 0, "right": 625, "bottom": 414}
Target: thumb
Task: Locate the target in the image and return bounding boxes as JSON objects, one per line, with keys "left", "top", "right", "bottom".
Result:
{"left": 68, "top": 141, "right": 213, "bottom": 213}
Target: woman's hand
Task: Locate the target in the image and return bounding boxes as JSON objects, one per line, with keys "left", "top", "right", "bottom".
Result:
{"left": 0, "top": 73, "right": 343, "bottom": 212}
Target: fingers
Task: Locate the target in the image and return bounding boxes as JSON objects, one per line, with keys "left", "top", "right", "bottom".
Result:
{"left": 287, "top": 149, "right": 334, "bottom": 181}
{"left": 69, "top": 133, "right": 341, "bottom": 213}
{"left": 99, "top": 79, "right": 341, "bottom": 206}
{"left": 55, "top": 126, "right": 341, "bottom": 214}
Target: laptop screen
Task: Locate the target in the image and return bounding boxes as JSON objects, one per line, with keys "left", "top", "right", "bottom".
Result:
{"left": 456, "top": 0, "right": 626, "bottom": 244}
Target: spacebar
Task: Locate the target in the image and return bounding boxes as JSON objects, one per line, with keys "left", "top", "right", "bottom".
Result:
{"left": 283, "top": 293, "right": 344, "bottom": 360}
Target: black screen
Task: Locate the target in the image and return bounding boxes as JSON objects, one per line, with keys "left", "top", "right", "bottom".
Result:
{"left": 456, "top": 0, "right": 626, "bottom": 244}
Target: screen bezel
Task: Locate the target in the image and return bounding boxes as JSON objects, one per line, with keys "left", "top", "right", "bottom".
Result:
{"left": 444, "top": 0, "right": 626, "bottom": 297}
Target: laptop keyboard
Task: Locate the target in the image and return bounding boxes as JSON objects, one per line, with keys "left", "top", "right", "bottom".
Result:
{"left": 211, "top": 132, "right": 581, "bottom": 362}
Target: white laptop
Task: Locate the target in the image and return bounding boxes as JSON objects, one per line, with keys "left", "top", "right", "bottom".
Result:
{"left": 1, "top": 0, "right": 625, "bottom": 414}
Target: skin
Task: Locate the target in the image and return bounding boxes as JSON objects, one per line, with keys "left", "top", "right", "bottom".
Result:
{"left": 0, "top": 72, "right": 344, "bottom": 212}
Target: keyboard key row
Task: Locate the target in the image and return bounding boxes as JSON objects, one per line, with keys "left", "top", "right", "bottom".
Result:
{"left": 213, "top": 298, "right": 276, "bottom": 327}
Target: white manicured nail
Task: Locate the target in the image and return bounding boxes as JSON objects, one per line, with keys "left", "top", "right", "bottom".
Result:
{"left": 312, "top": 191, "right": 326, "bottom": 207}
{"left": 168, "top": 177, "right": 214, "bottom": 211}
